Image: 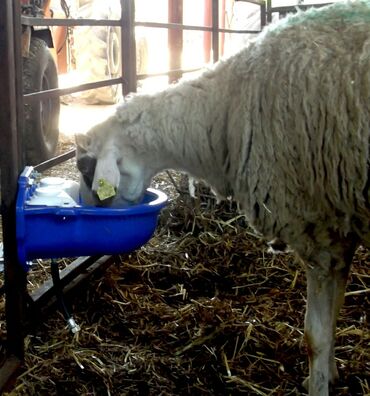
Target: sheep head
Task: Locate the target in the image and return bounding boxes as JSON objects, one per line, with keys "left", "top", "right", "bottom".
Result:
{"left": 75, "top": 116, "right": 151, "bottom": 207}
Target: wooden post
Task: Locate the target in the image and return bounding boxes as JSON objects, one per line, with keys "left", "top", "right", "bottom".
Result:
{"left": 121, "top": 0, "right": 137, "bottom": 95}
{"left": 168, "top": 0, "right": 183, "bottom": 84}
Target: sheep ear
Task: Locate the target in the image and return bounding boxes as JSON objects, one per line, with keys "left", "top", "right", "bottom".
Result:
{"left": 75, "top": 133, "right": 91, "bottom": 151}
{"left": 92, "top": 153, "right": 120, "bottom": 192}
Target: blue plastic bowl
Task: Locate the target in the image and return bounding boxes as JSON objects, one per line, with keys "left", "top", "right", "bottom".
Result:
{"left": 16, "top": 167, "right": 168, "bottom": 271}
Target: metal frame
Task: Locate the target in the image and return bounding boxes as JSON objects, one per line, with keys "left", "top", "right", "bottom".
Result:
{"left": 0, "top": 0, "right": 265, "bottom": 390}
{"left": 0, "top": 0, "right": 27, "bottom": 386}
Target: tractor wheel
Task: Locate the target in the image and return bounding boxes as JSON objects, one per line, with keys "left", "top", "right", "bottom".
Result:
{"left": 73, "top": 1, "right": 149, "bottom": 104}
{"left": 136, "top": 34, "right": 149, "bottom": 76}
{"left": 23, "top": 37, "right": 60, "bottom": 165}
{"left": 73, "top": 1, "right": 122, "bottom": 104}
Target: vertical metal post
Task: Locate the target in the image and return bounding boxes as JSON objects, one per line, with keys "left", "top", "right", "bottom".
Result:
{"left": 219, "top": 0, "right": 226, "bottom": 57}
{"left": 168, "top": 0, "right": 183, "bottom": 84}
{"left": 260, "top": 2, "right": 267, "bottom": 28}
{"left": 212, "top": 0, "right": 219, "bottom": 63}
{"left": 121, "top": 0, "right": 137, "bottom": 96}
{"left": 203, "top": 0, "right": 212, "bottom": 63}
{"left": 266, "top": 0, "right": 272, "bottom": 24}
{"left": 0, "top": 0, "right": 26, "bottom": 365}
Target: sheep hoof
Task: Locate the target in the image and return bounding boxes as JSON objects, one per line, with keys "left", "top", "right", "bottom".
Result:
{"left": 267, "top": 238, "right": 289, "bottom": 253}
{"left": 302, "top": 373, "right": 338, "bottom": 394}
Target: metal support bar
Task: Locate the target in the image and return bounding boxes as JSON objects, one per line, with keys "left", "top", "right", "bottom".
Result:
{"left": 22, "top": 15, "right": 264, "bottom": 32}
{"left": 212, "top": 0, "right": 219, "bottom": 63}
{"left": 235, "top": 0, "right": 265, "bottom": 5}
{"left": 135, "top": 20, "right": 259, "bottom": 35}
{"left": 0, "top": 0, "right": 26, "bottom": 365}
{"left": 23, "top": 78, "right": 124, "bottom": 104}
{"left": 50, "top": 260, "right": 80, "bottom": 334}
{"left": 121, "top": 0, "right": 137, "bottom": 96}
{"left": 0, "top": 0, "right": 28, "bottom": 390}
{"left": 266, "top": 0, "right": 272, "bottom": 23}
{"left": 21, "top": 16, "right": 122, "bottom": 27}
{"left": 34, "top": 149, "right": 76, "bottom": 173}
{"left": 137, "top": 67, "right": 202, "bottom": 80}
{"left": 260, "top": 3, "right": 267, "bottom": 28}
{"left": 30, "top": 256, "right": 116, "bottom": 314}
{"left": 50, "top": 260, "right": 72, "bottom": 321}
{"left": 168, "top": 0, "right": 183, "bottom": 84}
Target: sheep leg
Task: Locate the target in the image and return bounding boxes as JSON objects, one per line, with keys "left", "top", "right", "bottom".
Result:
{"left": 304, "top": 245, "right": 354, "bottom": 396}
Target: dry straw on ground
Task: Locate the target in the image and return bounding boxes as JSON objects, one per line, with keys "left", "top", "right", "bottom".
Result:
{"left": 1, "top": 158, "right": 369, "bottom": 395}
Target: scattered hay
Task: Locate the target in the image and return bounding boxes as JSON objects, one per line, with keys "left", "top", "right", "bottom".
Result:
{"left": 1, "top": 172, "right": 369, "bottom": 396}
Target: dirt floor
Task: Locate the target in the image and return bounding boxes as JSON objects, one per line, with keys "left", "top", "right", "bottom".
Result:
{"left": 0, "top": 110, "right": 369, "bottom": 395}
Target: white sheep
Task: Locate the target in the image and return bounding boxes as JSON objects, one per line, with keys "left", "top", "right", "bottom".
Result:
{"left": 75, "top": 1, "right": 370, "bottom": 395}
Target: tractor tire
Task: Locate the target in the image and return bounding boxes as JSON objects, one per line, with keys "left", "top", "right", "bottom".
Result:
{"left": 23, "top": 37, "right": 60, "bottom": 165}
{"left": 136, "top": 34, "right": 149, "bottom": 76}
{"left": 73, "top": 1, "right": 148, "bottom": 104}
{"left": 73, "top": 1, "right": 122, "bottom": 104}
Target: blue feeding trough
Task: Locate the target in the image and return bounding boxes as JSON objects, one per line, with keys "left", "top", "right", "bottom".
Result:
{"left": 16, "top": 166, "right": 168, "bottom": 271}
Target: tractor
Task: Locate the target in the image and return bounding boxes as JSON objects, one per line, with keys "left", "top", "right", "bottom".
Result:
{"left": 21, "top": 0, "right": 60, "bottom": 165}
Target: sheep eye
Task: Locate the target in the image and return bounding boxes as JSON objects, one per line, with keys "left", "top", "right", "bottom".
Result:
{"left": 83, "top": 174, "right": 93, "bottom": 189}
{"left": 77, "top": 155, "right": 96, "bottom": 174}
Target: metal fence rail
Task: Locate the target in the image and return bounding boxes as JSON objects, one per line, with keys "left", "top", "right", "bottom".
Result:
{"left": 22, "top": 0, "right": 266, "bottom": 97}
